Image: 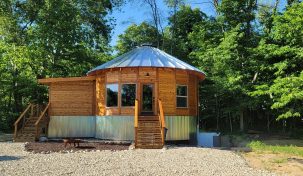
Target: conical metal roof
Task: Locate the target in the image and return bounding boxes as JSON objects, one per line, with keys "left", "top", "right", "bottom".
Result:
{"left": 87, "top": 46, "right": 205, "bottom": 78}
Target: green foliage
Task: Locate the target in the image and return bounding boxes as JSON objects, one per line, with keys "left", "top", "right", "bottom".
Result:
{"left": 167, "top": 5, "right": 207, "bottom": 63}
{"left": 0, "top": 0, "right": 115, "bottom": 131}
{"left": 251, "top": 2, "right": 303, "bottom": 120}
{"left": 248, "top": 140, "right": 303, "bottom": 157}
{"left": 116, "top": 22, "right": 160, "bottom": 55}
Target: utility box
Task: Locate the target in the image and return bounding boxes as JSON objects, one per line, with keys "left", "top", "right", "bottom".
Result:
{"left": 197, "top": 132, "right": 221, "bottom": 147}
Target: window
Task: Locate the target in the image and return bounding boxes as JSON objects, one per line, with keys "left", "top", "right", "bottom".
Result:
{"left": 121, "top": 84, "right": 136, "bottom": 106}
{"left": 106, "top": 84, "right": 118, "bottom": 107}
{"left": 176, "top": 85, "right": 188, "bottom": 108}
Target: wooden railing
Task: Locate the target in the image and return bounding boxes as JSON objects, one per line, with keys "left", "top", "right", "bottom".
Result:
{"left": 134, "top": 99, "right": 139, "bottom": 147}
{"left": 14, "top": 103, "right": 32, "bottom": 139}
{"left": 158, "top": 99, "right": 166, "bottom": 145}
{"left": 35, "top": 103, "right": 50, "bottom": 140}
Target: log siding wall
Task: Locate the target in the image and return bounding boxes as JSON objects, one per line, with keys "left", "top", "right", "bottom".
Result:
{"left": 47, "top": 68, "right": 199, "bottom": 117}
{"left": 95, "top": 68, "right": 198, "bottom": 116}
{"left": 49, "top": 81, "right": 95, "bottom": 116}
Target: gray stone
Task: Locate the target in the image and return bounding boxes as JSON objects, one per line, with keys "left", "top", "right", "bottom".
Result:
{"left": 39, "top": 136, "right": 48, "bottom": 142}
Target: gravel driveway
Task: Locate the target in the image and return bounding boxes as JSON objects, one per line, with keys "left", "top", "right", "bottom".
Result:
{"left": 0, "top": 143, "right": 273, "bottom": 176}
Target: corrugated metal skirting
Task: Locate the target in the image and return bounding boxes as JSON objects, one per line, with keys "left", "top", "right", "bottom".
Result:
{"left": 48, "top": 116, "right": 95, "bottom": 138}
{"left": 48, "top": 116, "right": 196, "bottom": 141}
{"left": 95, "top": 116, "right": 134, "bottom": 140}
{"left": 165, "top": 116, "right": 197, "bottom": 140}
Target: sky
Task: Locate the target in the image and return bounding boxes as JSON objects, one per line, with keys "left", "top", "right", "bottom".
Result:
{"left": 109, "top": 0, "right": 288, "bottom": 47}
{"left": 109, "top": 0, "right": 216, "bottom": 47}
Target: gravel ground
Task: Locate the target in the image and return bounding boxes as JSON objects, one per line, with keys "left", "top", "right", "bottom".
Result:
{"left": 0, "top": 143, "right": 274, "bottom": 176}
{"left": 25, "top": 142, "right": 129, "bottom": 153}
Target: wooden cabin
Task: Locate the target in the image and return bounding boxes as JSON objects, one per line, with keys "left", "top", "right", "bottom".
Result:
{"left": 14, "top": 46, "right": 205, "bottom": 148}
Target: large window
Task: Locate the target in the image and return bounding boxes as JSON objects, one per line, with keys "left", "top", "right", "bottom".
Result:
{"left": 106, "top": 84, "right": 118, "bottom": 107}
{"left": 121, "top": 84, "right": 136, "bottom": 106}
{"left": 176, "top": 85, "right": 188, "bottom": 108}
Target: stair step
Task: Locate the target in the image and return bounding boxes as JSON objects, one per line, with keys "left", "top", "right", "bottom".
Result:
{"left": 136, "top": 145, "right": 163, "bottom": 149}
{"left": 135, "top": 116, "right": 164, "bottom": 149}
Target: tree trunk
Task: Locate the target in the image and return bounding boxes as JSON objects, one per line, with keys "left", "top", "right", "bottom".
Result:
{"left": 267, "top": 114, "right": 270, "bottom": 133}
{"left": 229, "top": 112, "right": 233, "bottom": 133}
{"left": 240, "top": 109, "right": 244, "bottom": 132}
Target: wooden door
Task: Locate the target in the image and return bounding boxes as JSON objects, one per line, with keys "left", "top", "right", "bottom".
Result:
{"left": 141, "top": 83, "right": 155, "bottom": 115}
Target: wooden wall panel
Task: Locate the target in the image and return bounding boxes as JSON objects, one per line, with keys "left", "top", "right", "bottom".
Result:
{"left": 188, "top": 75, "right": 197, "bottom": 116}
{"left": 121, "top": 68, "right": 137, "bottom": 82}
{"left": 176, "top": 70, "right": 188, "bottom": 85}
{"left": 106, "top": 108, "right": 119, "bottom": 115}
{"left": 176, "top": 108, "right": 189, "bottom": 116}
{"left": 121, "top": 108, "right": 135, "bottom": 115}
{"left": 50, "top": 81, "right": 94, "bottom": 116}
{"left": 158, "top": 68, "right": 176, "bottom": 115}
{"left": 138, "top": 68, "right": 157, "bottom": 82}
{"left": 106, "top": 71, "right": 119, "bottom": 83}
{"left": 96, "top": 74, "right": 105, "bottom": 116}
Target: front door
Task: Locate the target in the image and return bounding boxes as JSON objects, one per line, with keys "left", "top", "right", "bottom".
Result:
{"left": 141, "top": 84, "right": 154, "bottom": 115}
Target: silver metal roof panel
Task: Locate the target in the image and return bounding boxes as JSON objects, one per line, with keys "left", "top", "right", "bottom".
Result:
{"left": 87, "top": 46, "right": 205, "bottom": 76}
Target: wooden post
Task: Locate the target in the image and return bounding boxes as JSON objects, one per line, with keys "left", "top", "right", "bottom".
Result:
{"left": 158, "top": 99, "right": 165, "bottom": 145}
{"left": 134, "top": 99, "right": 139, "bottom": 147}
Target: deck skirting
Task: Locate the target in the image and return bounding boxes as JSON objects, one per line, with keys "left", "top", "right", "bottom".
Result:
{"left": 48, "top": 116, "right": 196, "bottom": 141}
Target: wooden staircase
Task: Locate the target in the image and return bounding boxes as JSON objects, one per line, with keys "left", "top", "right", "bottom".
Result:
{"left": 136, "top": 116, "right": 163, "bottom": 149}
{"left": 14, "top": 103, "right": 50, "bottom": 142}
{"left": 14, "top": 116, "right": 39, "bottom": 142}
{"left": 134, "top": 99, "right": 166, "bottom": 149}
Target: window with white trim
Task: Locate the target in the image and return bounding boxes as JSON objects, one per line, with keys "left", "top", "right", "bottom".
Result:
{"left": 106, "top": 84, "right": 118, "bottom": 107}
{"left": 176, "top": 85, "right": 188, "bottom": 108}
{"left": 121, "top": 84, "right": 136, "bottom": 106}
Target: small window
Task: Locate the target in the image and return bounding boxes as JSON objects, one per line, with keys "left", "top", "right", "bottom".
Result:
{"left": 121, "top": 84, "right": 136, "bottom": 106}
{"left": 176, "top": 85, "right": 188, "bottom": 108}
{"left": 106, "top": 84, "right": 118, "bottom": 107}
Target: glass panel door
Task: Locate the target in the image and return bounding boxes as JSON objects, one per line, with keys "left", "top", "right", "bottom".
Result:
{"left": 142, "top": 84, "right": 154, "bottom": 114}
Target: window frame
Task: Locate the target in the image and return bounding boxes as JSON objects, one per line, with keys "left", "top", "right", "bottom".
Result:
{"left": 120, "top": 83, "right": 137, "bottom": 107}
{"left": 176, "top": 84, "right": 188, "bottom": 108}
{"left": 106, "top": 83, "right": 119, "bottom": 108}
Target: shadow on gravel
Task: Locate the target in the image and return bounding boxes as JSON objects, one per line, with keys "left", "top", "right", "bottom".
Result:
{"left": 76, "top": 146, "right": 96, "bottom": 149}
{"left": 0, "top": 155, "right": 22, "bottom": 161}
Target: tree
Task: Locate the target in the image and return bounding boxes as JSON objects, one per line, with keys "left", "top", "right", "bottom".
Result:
{"left": 0, "top": 0, "right": 116, "bottom": 131}
{"left": 115, "top": 22, "right": 160, "bottom": 54}
{"left": 251, "top": 2, "right": 303, "bottom": 121}
{"left": 168, "top": 5, "right": 207, "bottom": 63}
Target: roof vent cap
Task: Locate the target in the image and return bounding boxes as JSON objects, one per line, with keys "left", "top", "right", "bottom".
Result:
{"left": 140, "top": 43, "right": 153, "bottom": 47}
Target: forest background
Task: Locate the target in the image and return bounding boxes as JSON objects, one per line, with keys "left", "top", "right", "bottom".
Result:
{"left": 0, "top": 0, "right": 302, "bottom": 135}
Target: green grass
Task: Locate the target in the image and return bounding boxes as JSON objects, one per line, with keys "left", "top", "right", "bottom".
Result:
{"left": 247, "top": 140, "right": 303, "bottom": 157}
{"left": 271, "top": 158, "right": 287, "bottom": 164}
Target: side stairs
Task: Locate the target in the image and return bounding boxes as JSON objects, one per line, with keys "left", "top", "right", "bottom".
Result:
{"left": 14, "top": 116, "right": 39, "bottom": 142}
{"left": 14, "top": 103, "right": 50, "bottom": 142}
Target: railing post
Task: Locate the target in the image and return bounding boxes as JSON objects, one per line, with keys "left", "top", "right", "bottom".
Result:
{"left": 158, "top": 99, "right": 166, "bottom": 145}
{"left": 35, "top": 102, "right": 50, "bottom": 141}
{"left": 14, "top": 124, "right": 17, "bottom": 139}
{"left": 134, "top": 99, "right": 139, "bottom": 147}
{"left": 35, "top": 124, "right": 39, "bottom": 141}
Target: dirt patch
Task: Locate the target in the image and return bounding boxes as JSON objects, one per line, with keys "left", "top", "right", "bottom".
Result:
{"left": 25, "top": 141, "right": 129, "bottom": 153}
{"left": 243, "top": 152, "right": 303, "bottom": 176}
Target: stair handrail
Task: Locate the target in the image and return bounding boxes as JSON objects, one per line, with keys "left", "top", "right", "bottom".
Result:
{"left": 158, "top": 99, "right": 166, "bottom": 145}
{"left": 134, "top": 99, "right": 139, "bottom": 128}
{"left": 14, "top": 103, "right": 32, "bottom": 139}
{"left": 134, "top": 99, "right": 139, "bottom": 147}
{"left": 35, "top": 102, "right": 50, "bottom": 140}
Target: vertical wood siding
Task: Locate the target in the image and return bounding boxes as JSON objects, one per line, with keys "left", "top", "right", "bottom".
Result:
{"left": 50, "top": 81, "right": 94, "bottom": 116}
{"left": 158, "top": 68, "right": 176, "bottom": 115}
{"left": 93, "top": 68, "right": 199, "bottom": 116}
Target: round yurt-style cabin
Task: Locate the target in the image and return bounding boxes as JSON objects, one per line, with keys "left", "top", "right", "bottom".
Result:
{"left": 38, "top": 45, "right": 205, "bottom": 148}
